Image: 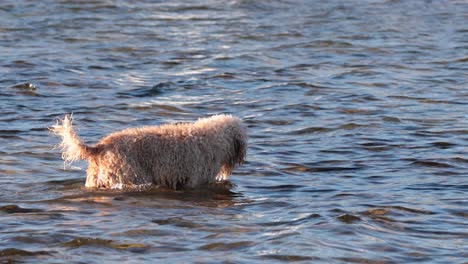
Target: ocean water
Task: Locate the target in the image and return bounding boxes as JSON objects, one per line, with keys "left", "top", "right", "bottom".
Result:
{"left": 0, "top": 0, "right": 467, "bottom": 263}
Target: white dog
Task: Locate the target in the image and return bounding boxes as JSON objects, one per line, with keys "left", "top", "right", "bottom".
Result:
{"left": 51, "top": 115, "right": 247, "bottom": 190}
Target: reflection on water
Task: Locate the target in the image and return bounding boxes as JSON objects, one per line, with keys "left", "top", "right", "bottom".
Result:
{"left": 1, "top": 0, "right": 467, "bottom": 263}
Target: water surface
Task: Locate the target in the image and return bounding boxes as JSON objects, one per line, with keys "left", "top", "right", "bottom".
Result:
{"left": 1, "top": 0, "right": 467, "bottom": 263}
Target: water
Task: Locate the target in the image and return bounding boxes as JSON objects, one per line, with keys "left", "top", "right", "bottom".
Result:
{"left": 1, "top": 0, "right": 467, "bottom": 262}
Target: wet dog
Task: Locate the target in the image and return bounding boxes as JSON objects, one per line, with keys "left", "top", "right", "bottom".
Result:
{"left": 50, "top": 115, "right": 247, "bottom": 190}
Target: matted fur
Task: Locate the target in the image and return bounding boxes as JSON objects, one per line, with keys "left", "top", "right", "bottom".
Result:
{"left": 50, "top": 114, "right": 247, "bottom": 190}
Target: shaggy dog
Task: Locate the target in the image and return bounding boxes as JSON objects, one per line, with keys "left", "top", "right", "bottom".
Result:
{"left": 50, "top": 114, "right": 247, "bottom": 190}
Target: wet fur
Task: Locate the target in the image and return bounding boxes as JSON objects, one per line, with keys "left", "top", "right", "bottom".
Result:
{"left": 50, "top": 115, "right": 247, "bottom": 190}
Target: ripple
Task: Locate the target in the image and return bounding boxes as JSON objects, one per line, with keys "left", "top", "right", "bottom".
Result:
{"left": 338, "top": 123, "right": 373, "bottom": 130}
{"left": 281, "top": 163, "right": 363, "bottom": 173}
{"left": 258, "top": 213, "right": 321, "bottom": 227}
{"left": 0, "top": 205, "right": 43, "bottom": 214}
{"left": 11, "top": 233, "right": 73, "bottom": 244}
{"left": 117, "top": 82, "right": 176, "bottom": 98}
{"left": 379, "top": 205, "right": 436, "bottom": 215}
{"left": 288, "top": 127, "right": 333, "bottom": 135}
{"left": 361, "top": 208, "right": 397, "bottom": 223}
{"left": 250, "top": 184, "right": 302, "bottom": 191}
{"left": 408, "top": 159, "right": 455, "bottom": 168}
{"left": 62, "top": 237, "right": 149, "bottom": 251}
{"left": 45, "top": 178, "right": 83, "bottom": 186}
{"left": 152, "top": 217, "right": 203, "bottom": 228}
{"left": 0, "top": 129, "right": 23, "bottom": 139}
{"left": 199, "top": 241, "right": 254, "bottom": 251}
{"left": 336, "top": 257, "right": 392, "bottom": 264}
{"left": 117, "top": 85, "right": 165, "bottom": 98}
{"left": 0, "top": 248, "right": 51, "bottom": 257}
{"left": 262, "top": 119, "right": 293, "bottom": 126}
{"left": 111, "top": 229, "right": 174, "bottom": 237}
{"left": 260, "top": 254, "right": 318, "bottom": 262}
{"left": 172, "top": 67, "right": 217, "bottom": 76}
{"left": 337, "top": 214, "right": 362, "bottom": 224}
{"left": 382, "top": 116, "right": 401, "bottom": 123}
{"left": 288, "top": 123, "right": 373, "bottom": 135}
{"left": 10, "top": 83, "right": 36, "bottom": 90}
{"left": 364, "top": 208, "right": 389, "bottom": 216}
{"left": 130, "top": 102, "right": 189, "bottom": 113}
{"left": 430, "top": 142, "right": 456, "bottom": 149}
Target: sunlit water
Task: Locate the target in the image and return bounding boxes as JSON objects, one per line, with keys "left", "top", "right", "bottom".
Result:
{"left": 1, "top": 0, "right": 467, "bottom": 263}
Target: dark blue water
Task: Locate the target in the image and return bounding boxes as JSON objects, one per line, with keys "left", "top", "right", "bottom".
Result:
{"left": 1, "top": 0, "right": 467, "bottom": 263}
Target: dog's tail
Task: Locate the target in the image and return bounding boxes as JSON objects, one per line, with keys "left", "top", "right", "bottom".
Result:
{"left": 50, "top": 114, "right": 98, "bottom": 163}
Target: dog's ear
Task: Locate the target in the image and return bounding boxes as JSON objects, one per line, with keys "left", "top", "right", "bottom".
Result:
{"left": 233, "top": 136, "right": 246, "bottom": 164}
{"left": 220, "top": 132, "right": 247, "bottom": 177}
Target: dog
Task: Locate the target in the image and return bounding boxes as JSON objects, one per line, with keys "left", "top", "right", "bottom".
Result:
{"left": 50, "top": 114, "right": 247, "bottom": 190}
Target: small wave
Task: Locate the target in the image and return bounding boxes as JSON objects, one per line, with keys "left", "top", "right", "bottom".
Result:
{"left": 381, "top": 205, "right": 436, "bottom": 215}
{"left": 455, "top": 57, "right": 468, "bottom": 62}
{"left": 257, "top": 213, "right": 321, "bottom": 227}
{"left": 305, "top": 40, "right": 353, "bottom": 48}
{"left": 289, "top": 127, "right": 333, "bottom": 135}
{"left": 338, "top": 123, "right": 373, "bottom": 130}
{"left": 152, "top": 217, "right": 203, "bottom": 228}
{"left": 0, "top": 129, "right": 23, "bottom": 139}
{"left": 10, "top": 83, "right": 36, "bottom": 90}
{"left": 409, "top": 160, "right": 454, "bottom": 168}
{"left": 382, "top": 116, "right": 401, "bottom": 123}
{"left": 431, "top": 142, "right": 456, "bottom": 149}
{"left": 337, "top": 214, "right": 361, "bottom": 224}
{"left": 111, "top": 229, "right": 174, "bottom": 237}
{"left": 117, "top": 82, "right": 173, "bottom": 98}
{"left": 172, "top": 67, "right": 217, "bottom": 76}
{"left": 260, "top": 254, "right": 318, "bottom": 262}
{"left": 62, "top": 237, "right": 149, "bottom": 251}
{"left": 198, "top": 241, "right": 254, "bottom": 251}
{"left": 129, "top": 102, "right": 189, "bottom": 113}
{"left": 251, "top": 184, "right": 302, "bottom": 191}
{"left": 8, "top": 83, "right": 40, "bottom": 96}
{"left": 288, "top": 123, "right": 372, "bottom": 135}
{"left": 360, "top": 208, "right": 397, "bottom": 223}
{"left": 281, "top": 164, "right": 362, "bottom": 173}
{"left": 336, "top": 257, "right": 392, "bottom": 264}
{"left": 163, "top": 4, "right": 221, "bottom": 12}
{"left": 0, "top": 205, "right": 43, "bottom": 214}
{"left": 0, "top": 248, "right": 51, "bottom": 257}
{"left": 262, "top": 119, "right": 293, "bottom": 126}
